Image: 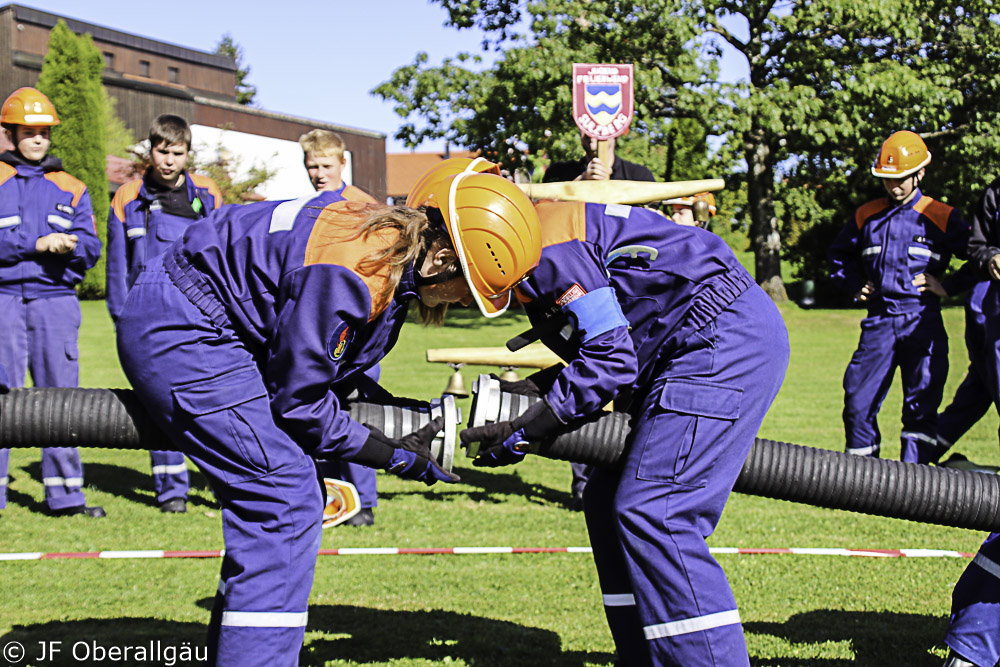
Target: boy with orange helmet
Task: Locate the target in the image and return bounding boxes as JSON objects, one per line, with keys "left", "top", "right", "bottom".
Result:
{"left": 0, "top": 87, "right": 104, "bottom": 518}
{"left": 828, "top": 130, "right": 972, "bottom": 464}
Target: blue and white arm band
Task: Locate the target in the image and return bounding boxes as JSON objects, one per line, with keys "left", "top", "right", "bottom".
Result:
{"left": 563, "top": 286, "right": 629, "bottom": 343}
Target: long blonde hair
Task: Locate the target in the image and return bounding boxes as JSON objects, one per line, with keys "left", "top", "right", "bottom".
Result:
{"left": 355, "top": 205, "right": 454, "bottom": 325}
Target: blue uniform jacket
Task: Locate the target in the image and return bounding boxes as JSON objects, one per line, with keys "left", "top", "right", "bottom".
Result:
{"left": 829, "top": 190, "right": 971, "bottom": 315}
{"left": 516, "top": 201, "right": 755, "bottom": 423}
{"left": 164, "top": 193, "right": 416, "bottom": 461}
{"left": 969, "top": 177, "right": 1000, "bottom": 274}
{"left": 0, "top": 152, "right": 99, "bottom": 298}
{"left": 105, "top": 171, "right": 222, "bottom": 320}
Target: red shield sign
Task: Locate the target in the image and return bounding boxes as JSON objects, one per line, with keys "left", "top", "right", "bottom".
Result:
{"left": 572, "top": 63, "right": 634, "bottom": 140}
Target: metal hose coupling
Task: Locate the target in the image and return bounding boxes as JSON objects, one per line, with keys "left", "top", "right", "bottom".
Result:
{"left": 467, "top": 374, "right": 1000, "bottom": 532}
{"left": 0, "top": 388, "right": 460, "bottom": 472}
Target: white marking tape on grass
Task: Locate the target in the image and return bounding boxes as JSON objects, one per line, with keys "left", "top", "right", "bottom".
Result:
{"left": 0, "top": 546, "right": 979, "bottom": 562}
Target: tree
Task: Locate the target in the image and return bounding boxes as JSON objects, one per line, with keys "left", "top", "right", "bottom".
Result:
{"left": 102, "top": 86, "right": 136, "bottom": 159}
{"left": 376, "top": 1, "right": 1000, "bottom": 302}
{"left": 215, "top": 34, "right": 257, "bottom": 106}
{"left": 190, "top": 133, "right": 276, "bottom": 204}
{"left": 36, "top": 20, "right": 108, "bottom": 299}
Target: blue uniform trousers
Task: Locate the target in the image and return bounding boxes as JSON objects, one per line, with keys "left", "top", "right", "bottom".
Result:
{"left": 0, "top": 293, "right": 87, "bottom": 510}
{"left": 937, "top": 283, "right": 992, "bottom": 456}
{"left": 842, "top": 310, "right": 948, "bottom": 463}
{"left": 946, "top": 532, "right": 1000, "bottom": 666}
{"left": 116, "top": 261, "right": 322, "bottom": 667}
{"left": 583, "top": 288, "right": 789, "bottom": 667}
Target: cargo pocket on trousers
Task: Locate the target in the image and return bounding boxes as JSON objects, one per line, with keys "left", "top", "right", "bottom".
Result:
{"left": 172, "top": 366, "right": 271, "bottom": 483}
{"left": 636, "top": 378, "right": 742, "bottom": 486}
{"left": 64, "top": 341, "right": 78, "bottom": 361}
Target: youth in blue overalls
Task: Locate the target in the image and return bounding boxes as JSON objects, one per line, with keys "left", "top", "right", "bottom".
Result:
{"left": 463, "top": 201, "right": 789, "bottom": 666}
{"left": 106, "top": 147, "right": 222, "bottom": 511}
{"left": 113, "top": 188, "right": 518, "bottom": 665}
{"left": 0, "top": 87, "right": 103, "bottom": 517}
{"left": 942, "top": 176, "right": 1000, "bottom": 667}
{"left": 828, "top": 131, "right": 970, "bottom": 463}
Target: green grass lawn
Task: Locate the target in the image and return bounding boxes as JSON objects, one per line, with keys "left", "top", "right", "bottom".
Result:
{"left": 1, "top": 299, "right": 995, "bottom": 666}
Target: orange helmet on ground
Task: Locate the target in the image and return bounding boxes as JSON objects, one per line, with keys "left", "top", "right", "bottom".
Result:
{"left": 871, "top": 131, "right": 930, "bottom": 179}
{"left": 662, "top": 192, "right": 717, "bottom": 216}
{"left": 410, "top": 158, "right": 541, "bottom": 318}
{"left": 406, "top": 157, "right": 501, "bottom": 209}
{"left": 1, "top": 88, "right": 60, "bottom": 127}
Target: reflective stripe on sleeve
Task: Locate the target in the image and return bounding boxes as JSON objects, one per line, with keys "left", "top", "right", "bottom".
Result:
{"left": 603, "top": 593, "right": 636, "bottom": 607}
{"left": 221, "top": 610, "right": 308, "bottom": 628}
{"left": 269, "top": 196, "right": 315, "bottom": 233}
{"left": 0, "top": 475, "right": 7, "bottom": 486}
{"left": 861, "top": 246, "right": 882, "bottom": 256}
{"left": 0, "top": 215, "right": 20, "bottom": 228}
{"left": 644, "top": 609, "right": 741, "bottom": 640}
{"left": 126, "top": 227, "right": 147, "bottom": 238}
{"left": 901, "top": 431, "right": 937, "bottom": 445}
{"left": 47, "top": 215, "right": 72, "bottom": 229}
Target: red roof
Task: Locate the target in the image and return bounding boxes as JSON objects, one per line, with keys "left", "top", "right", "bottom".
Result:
{"left": 386, "top": 150, "right": 478, "bottom": 199}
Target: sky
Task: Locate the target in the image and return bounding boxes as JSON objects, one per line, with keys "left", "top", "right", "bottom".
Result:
{"left": 16, "top": 0, "right": 511, "bottom": 152}
{"left": 16, "top": 0, "right": 748, "bottom": 154}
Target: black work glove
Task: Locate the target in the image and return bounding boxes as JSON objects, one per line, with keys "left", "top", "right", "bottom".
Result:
{"left": 371, "top": 418, "right": 460, "bottom": 485}
{"left": 493, "top": 364, "right": 563, "bottom": 397}
{"left": 461, "top": 400, "right": 563, "bottom": 467}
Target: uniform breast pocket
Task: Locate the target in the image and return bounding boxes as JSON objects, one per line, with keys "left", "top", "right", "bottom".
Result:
{"left": 907, "top": 244, "right": 941, "bottom": 272}
{"left": 150, "top": 218, "right": 189, "bottom": 256}
{"left": 636, "top": 378, "right": 742, "bottom": 487}
{"left": 172, "top": 366, "right": 272, "bottom": 484}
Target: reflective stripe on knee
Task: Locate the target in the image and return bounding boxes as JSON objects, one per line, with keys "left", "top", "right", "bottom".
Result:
{"left": 43, "top": 476, "right": 82, "bottom": 487}
{"left": 0, "top": 475, "right": 7, "bottom": 486}
{"left": 220, "top": 611, "right": 308, "bottom": 628}
{"left": 152, "top": 463, "right": 187, "bottom": 475}
{"left": 603, "top": 593, "right": 636, "bottom": 607}
{"left": 847, "top": 445, "right": 878, "bottom": 456}
{"left": 973, "top": 552, "right": 1000, "bottom": 580}
{"left": 644, "top": 609, "right": 741, "bottom": 640}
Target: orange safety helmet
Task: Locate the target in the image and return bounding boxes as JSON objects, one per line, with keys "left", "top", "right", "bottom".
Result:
{"left": 871, "top": 131, "right": 930, "bottom": 179}
{"left": 1, "top": 87, "right": 60, "bottom": 127}
{"left": 662, "top": 192, "right": 717, "bottom": 216}
{"left": 406, "top": 157, "right": 501, "bottom": 209}
{"left": 409, "top": 158, "right": 541, "bottom": 318}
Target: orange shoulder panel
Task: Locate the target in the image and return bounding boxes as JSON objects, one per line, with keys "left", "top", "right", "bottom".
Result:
{"left": 190, "top": 173, "right": 223, "bottom": 209}
{"left": 913, "top": 196, "right": 954, "bottom": 233}
{"left": 111, "top": 180, "right": 143, "bottom": 221}
{"left": 854, "top": 198, "right": 891, "bottom": 229}
{"left": 44, "top": 171, "right": 87, "bottom": 207}
{"left": 0, "top": 162, "right": 15, "bottom": 187}
{"left": 304, "top": 201, "right": 399, "bottom": 321}
{"left": 533, "top": 200, "right": 587, "bottom": 248}
{"left": 341, "top": 185, "right": 377, "bottom": 204}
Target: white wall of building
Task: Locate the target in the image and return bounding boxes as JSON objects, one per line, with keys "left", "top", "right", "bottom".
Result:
{"left": 191, "top": 125, "right": 354, "bottom": 201}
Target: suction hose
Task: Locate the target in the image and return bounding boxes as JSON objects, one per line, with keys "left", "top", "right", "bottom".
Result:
{"left": 467, "top": 374, "right": 1000, "bottom": 532}
{"left": 0, "top": 387, "right": 459, "bottom": 470}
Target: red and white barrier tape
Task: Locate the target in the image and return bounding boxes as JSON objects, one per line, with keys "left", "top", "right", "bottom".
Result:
{"left": 0, "top": 546, "right": 976, "bottom": 561}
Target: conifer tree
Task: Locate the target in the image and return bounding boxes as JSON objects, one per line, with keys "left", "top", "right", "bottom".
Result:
{"left": 36, "top": 20, "right": 109, "bottom": 298}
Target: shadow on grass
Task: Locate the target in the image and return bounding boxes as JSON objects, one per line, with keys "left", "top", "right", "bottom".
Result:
{"left": 746, "top": 609, "right": 949, "bottom": 666}
{"left": 20, "top": 460, "right": 217, "bottom": 510}
{"left": 0, "top": 605, "right": 615, "bottom": 667}
{"left": 380, "top": 465, "right": 575, "bottom": 509}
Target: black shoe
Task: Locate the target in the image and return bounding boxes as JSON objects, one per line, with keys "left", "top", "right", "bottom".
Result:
{"left": 159, "top": 498, "right": 187, "bottom": 514}
{"left": 51, "top": 505, "right": 106, "bottom": 518}
{"left": 342, "top": 508, "right": 374, "bottom": 527}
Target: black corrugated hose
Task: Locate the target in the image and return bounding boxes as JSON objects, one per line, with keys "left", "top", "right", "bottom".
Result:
{"left": 3, "top": 387, "right": 1000, "bottom": 531}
